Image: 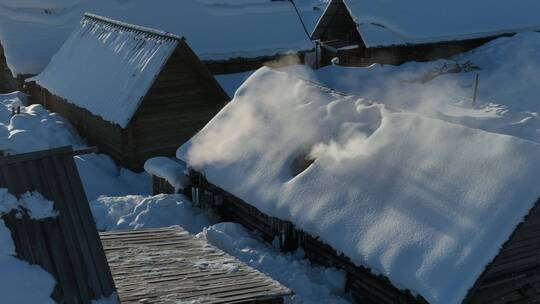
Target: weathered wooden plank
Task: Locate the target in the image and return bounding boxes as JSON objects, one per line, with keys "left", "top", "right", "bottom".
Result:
{"left": 59, "top": 154, "right": 116, "bottom": 295}
{"left": 101, "top": 227, "right": 290, "bottom": 303}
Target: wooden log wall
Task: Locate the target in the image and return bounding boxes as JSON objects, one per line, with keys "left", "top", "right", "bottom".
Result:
{"left": 464, "top": 199, "right": 540, "bottom": 303}
{"left": 324, "top": 37, "right": 495, "bottom": 67}
{"left": 0, "top": 146, "right": 116, "bottom": 304}
{"left": 25, "top": 82, "right": 126, "bottom": 162}
{"left": 127, "top": 44, "right": 228, "bottom": 170}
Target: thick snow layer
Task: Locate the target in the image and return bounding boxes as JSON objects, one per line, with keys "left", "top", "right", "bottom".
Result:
{"left": 301, "top": 32, "right": 540, "bottom": 145}
{"left": 337, "top": 0, "right": 540, "bottom": 47}
{"left": 31, "top": 17, "right": 177, "bottom": 127}
{"left": 0, "top": 92, "right": 151, "bottom": 201}
{"left": 18, "top": 191, "right": 59, "bottom": 219}
{"left": 0, "top": 0, "right": 325, "bottom": 76}
{"left": 0, "top": 189, "right": 57, "bottom": 221}
{"left": 90, "top": 194, "right": 212, "bottom": 233}
{"left": 0, "top": 190, "right": 56, "bottom": 304}
{"left": 200, "top": 223, "right": 351, "bottom": 303}
{"left": 178, "top": 67, "right": 540, "bottom": 303}
{"left": 144, "top": 157, "right": 188, "bottom": 192}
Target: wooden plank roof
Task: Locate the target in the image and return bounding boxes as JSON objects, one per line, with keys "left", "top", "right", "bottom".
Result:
{"left": 100, "top": 227, "right": 291, "bottom": 304}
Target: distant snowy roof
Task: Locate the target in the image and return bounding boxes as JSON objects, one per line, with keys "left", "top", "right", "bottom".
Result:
{"left": 313, "top": 0, "right": 540, "bottom": 47}
{"left": 0, "top": 0, "right": 324, "bottom": 76}
{"left": 30, "top": 14, "right": 179, "bottom": 127}
{"left": 177, "top": 67, "right": 540, "bottom": 303}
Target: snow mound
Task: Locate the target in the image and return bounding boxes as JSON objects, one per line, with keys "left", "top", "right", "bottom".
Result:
{"left": 178, "top": 67, "right": 540, "bottom": 303}
{"left": 304, "top": 32, "right": 540, "bottom": 145}
{"left": 0, "top": 92, "right": 151, "bottom": 201}
{"left": 200, "top": 222, "right": 351, "bottom": 304}
{"left": 0, "top": 189, "right": 56, "bottom": 303}
{"left": 90, "top": 194, "right": 211, "bottom": 233}
{"left": 144, "top": 157, "right": 188, "bottom": 192}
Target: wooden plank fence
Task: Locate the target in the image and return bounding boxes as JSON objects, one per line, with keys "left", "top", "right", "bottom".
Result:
{"left": 0, "top": 146, "right": 116, "bottom": 304}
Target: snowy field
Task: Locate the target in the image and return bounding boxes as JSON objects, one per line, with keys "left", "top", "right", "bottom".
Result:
{"left": 0, "top": 92, "right": 352, "bottom": 303}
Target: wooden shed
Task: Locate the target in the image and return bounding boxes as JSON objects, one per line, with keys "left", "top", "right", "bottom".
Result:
{"left": 0, "top": 146, "right": 116, "bottom": 304}
{"left": 311, "top": 0, "right": 540, "bottom": 67}
{"left": 26, "top": 13, "right": 229, "bottom": 171}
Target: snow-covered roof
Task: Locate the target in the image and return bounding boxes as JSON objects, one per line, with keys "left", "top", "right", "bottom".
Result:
{"left": 177, "top": 67, "right": 540, "bottom": 303}
{"left": 313, "top": 0, "right": 540, "bottom": 48}
{"left": 0, "top": 0, "right": 324, "bottom": 76}
{"left": 30, "top": 14, "right": 179, "bottom": 127}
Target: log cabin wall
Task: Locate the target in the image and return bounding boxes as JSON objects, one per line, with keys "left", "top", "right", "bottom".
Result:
{"left": 465, "top": 199, "right": 540, "bottom": 303}
{"left": 326, "top": 37, "right": 496, "bottom": 67}
{"left": 126, "top": 41, "right": 229, "bottom": 170}
{"left": 25, "top": 82, "right": 126, "bottom": 163}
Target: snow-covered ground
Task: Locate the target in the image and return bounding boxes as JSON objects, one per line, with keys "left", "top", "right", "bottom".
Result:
{"left": 0, "top": 189, "right": 58, "bottom": 304}
{"left": 0, "top": 92, "right": 151, "bottom": 200}
{"left": 89, "top": 194, "right": 353, "bottom": 303}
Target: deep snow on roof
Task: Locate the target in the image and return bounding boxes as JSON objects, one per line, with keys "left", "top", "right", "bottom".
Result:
{"left": 0, "top": 0, "right": 324, "bottom": 76}
{"left": 31, "top": 15, "right": 178, "bottom": 127}
{"left": 324, "top": 0, "right": 540, "bottom": 47}
{"left": 177, "top": 67, "right": 540, "bottom": 303}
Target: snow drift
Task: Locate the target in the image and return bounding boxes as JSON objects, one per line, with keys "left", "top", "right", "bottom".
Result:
{"left": 0, "top": 189, "right": 57, "bottom": 304}
{"left": 0, "top": 92, "right": 150, "bottom": 201}
{"left": 302, "top": 32, "right": 540, "bottom": 146}
{"left": 178, "top": 67, "right": 540, "bottom": 303}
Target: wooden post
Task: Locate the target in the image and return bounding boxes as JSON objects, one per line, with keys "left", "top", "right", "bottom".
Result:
{"left": 472, "top": 74, "right": 479, "bottom": 107}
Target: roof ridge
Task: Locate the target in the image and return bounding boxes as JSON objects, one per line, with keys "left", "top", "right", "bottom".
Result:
{"left": 83, "top": 12, "right": 185, "bottom": 41}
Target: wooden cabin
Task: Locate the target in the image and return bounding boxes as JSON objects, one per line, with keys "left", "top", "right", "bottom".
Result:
{"left": 0, "top": 42, "right": 17, "bottom": 93}
{"left": 311, "top": 0, "right": 540, "bottom": 67}
{"left": 26, "top": 14, "right": 229, "bottom": 171}
{"left": 151, "top": 164, "right": 540, "bottom": 304}
{"left": 146, "top": 67, "right": 540, "bottom": 303}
